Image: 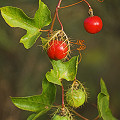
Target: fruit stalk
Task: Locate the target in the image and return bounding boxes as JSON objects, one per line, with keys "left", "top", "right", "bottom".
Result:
{"left": 83, "top": 0, "right": 92, "bottom": 9}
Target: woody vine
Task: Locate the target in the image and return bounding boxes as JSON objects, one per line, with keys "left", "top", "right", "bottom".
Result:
{"left": 0, "top": 0, "right": 118, "bottom": 120}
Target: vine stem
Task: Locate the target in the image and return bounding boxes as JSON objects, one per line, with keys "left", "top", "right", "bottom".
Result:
{"left": 56, "top": 7, "right": 63, "bottom": 31}
{"left": 50, "top": 11, "right": 57, "bottom": 33}
{"left": 94, "top": 115, "right": 99, "bottom": 120}
{"left": 50, "top": 0, "right": 63, "bottom": 33}
{"left": 61, "top": 81, "right": 65, "bottom": 108}
{"left": 83, "top": 0, "right": 92, "bottom": 9}
{"left": 60, "top": 0, "right": 92, "bottom": 9}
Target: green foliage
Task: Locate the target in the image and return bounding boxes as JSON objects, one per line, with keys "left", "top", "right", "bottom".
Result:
{"left": 46, "top": 56, "right": 78, "bottom": 86}
{"left": 0, "top": 0, "right": 51, "bottom": 49}
{"left": 97, "top": 78, "right": 118, "bottom": 120}
{"left": 0, "top": 0, "right": 118, "bottom": 119}
{"left": 34, "top": 0, "right": 52, "bottom": 28}
{"left": 11, "top": 77, "right": 56, "bottom": 119}
{"left": 10, "top": 55, "right": 79, "bottom": 119}
{"left": 27, "top": 110, "right": 49, "bottom": 120}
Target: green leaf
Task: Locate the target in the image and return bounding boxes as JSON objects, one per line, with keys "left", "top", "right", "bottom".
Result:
{"left": 0, "top": 0, "right": 51, "bottom": 49}
{"left": 97, "top": 78, "right": 118, "bottom": 120}
{"left": 34, "top": 0, "right": 52, "bottom": 28}
{"left": 1, "top": 6, "right": 40, "bottom": 49}
{"left": 11, "top": 77, "right": 56, "bottom": 113}
{"left": 46, "top": 56, "right": 78, "bottom": 86}
{"left": 27, "top": 113, "right": 37, "bottom": 120}
{"left": 27, "top": 109, "right": 50, "bottom": 120}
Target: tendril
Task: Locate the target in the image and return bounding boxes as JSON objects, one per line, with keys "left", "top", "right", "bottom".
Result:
{"left": 70, "top": 40, "right": 86, "bottom": 64}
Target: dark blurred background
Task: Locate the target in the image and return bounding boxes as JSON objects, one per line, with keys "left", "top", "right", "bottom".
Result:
{"left": 0, "top": 0, "right": 120, "bottom": 120}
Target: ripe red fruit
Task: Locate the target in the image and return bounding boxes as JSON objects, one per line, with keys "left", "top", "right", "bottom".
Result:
{"left": 84, "top": 16, "right": 103, "bottom": 34}
{"left": 47, "top": 40, "right": 68, "bottom": 60}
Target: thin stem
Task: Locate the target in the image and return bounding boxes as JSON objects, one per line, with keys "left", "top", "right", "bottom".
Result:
{"left": 50, "top": 11, "right": 57, "bottom": 33}
{"left": 83, "top": 0, "right": 92, "bottom": 9}
{"left": 61, "top": 81, "right": 65, "bottom": 108}
{"left": 91, "top": 104, "right": 99, "bottom": 120}
{"left": 70, "top": 108, "right": 89, "bottom": 120}
{"left": 56, "top": 0, "right": 63, "bottom": 30}
{"left": 94, "top": 115, "right": 99, "bottom": 120}
{"left": 50, "top": 0, "right": 63, "bottom": 33}
{"left": 40, "top": 29, "right": 49, "bottom": 32}
{"left": 60, "top": 0, "right": 83, "bottom": 9}
{"left": 57, "top": 0, "right": 62, "bottom": 7}
{"left": 56, "top": 7, "right": 63, "bottom": 30}
{"left": 60, "top": 0, "right": 92, "bottom": 9}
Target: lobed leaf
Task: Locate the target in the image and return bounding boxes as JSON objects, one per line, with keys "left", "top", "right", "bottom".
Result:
{"left": 46, "top": 56, "right": 78, "bottom": 86}
{"left": 11, "top": 77, "right": 56, "bottom": 113}
{"left": 97, "top": 78, "right": 118, "bottom": 120}
{"left": 0, "top": 0, "right": 52, "bottom": 49}
{"left": 34, "top": 0, "right": 52, "bottom": 28}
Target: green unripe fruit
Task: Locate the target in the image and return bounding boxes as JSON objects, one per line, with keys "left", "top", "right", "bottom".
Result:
{"left": 52, "top": 115, "right": 70, "bottom": 120}
{"left": 66, "top": 89, "right": 86, "bottom": 108}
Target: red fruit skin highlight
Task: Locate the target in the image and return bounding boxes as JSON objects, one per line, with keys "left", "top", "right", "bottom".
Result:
{"left": 47, "top": 40, "right": 68, "bottom": 60}
{"left": 84, "top": 16, "right": 103, "bottom": 34}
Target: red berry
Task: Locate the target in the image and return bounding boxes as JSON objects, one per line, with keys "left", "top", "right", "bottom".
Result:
{"left": 84, "top": 16, "right": 103, "bottom": 34}
{"left": 47, "top": 40, "right": 68, "bottom": 60}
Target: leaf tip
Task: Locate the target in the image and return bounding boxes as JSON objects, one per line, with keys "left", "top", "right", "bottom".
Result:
{"left": 100, "top": 77, "right": 104, "bottom": 84}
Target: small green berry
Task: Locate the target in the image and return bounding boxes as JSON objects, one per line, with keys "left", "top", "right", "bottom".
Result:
{"left": 66, "top": 89, "right": 86, "bottom": 108}
{"left": 52, "top": 115, "right": 70, "bottom": 120}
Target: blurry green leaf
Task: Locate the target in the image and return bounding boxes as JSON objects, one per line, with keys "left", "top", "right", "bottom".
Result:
{"left": 11, "top": 77, "right": 56, "bottom": 114}
{"left": 27, "top": 113, "right": 36, "bottom": 120}
{"left": 46, "top": 56, "right": 78, "bottom": 86}
{"left": 97, "top": 78, "right": 118, "bottom": 120}
{"left": 27, "top": 113, "right": 37, "bottom": 120}
{"left": 0, "top": 0, "right": 51, "bottom": 49}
